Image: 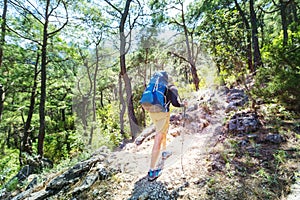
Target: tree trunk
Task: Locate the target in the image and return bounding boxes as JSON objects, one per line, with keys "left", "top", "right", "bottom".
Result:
{"left": 22, "top": 53, "right": 40, "bottom": 155}
{"left": 38, "top": 0, "right": 50, "bottom": 157}
{"left": 180, "top": 2, "right": 199, "bottom": 91}
{"left": 0, "top": 0, "right": 7, "bottom": 68}
{"left": 249, "top": 0, "right": 263, "bottom": 71}
{"left": 119, "top": 73, "right": 125, "bottom": 136}
{"left": 280, "top": 0, "right": 289, "bottom": 46}
{"left": 234, "top": 0, "right": 254, "bottom": 73}
{"left": 0, "top": 0, "right": 8, "bottom": 122}
{"left": 119, "top": 0, "right": 139, "bottom": 140}
{"left": 89, "top": 42, "right": 100, "bottom": 145}
{"left": 0, "top": 85, "right": 3, "bottom": 123}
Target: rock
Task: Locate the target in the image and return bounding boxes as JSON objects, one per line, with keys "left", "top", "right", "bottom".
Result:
{"left": 169, "top": 127, "right": 181, "bottom": 137}
{"left": 46, "top": 157, "right": 101, "bottom": 191}
{"left": 98, "top": 166, "right": 110, "bottom": 180}
{"left": 72, "top": 173, "right": 98, "bottom": 194}
{"left": 239, "top": 140, "right": 249, "bottom": 147}
{"left": 135, "top": 125, "right": 156, "bottom": 145}
{"left": 225, "top": 89, "right": 248, "bottom": 112}
{"left": 170, "top": 113, "right": 183, "bottom": 125}
{"left": 28, "top": 190, "right": 53, "bottom": 200}
{"left": 186, "top": 104, "right": 198, "bottom": 112}
{"left": 11, "top": 188, "right": 34, "bottom": 200}
{"left": 15, "top": 165, "right": 34, "bottom": 182}
{"left": 26, "top": 176, "right": 38, "bottom": 190}
{"left": 92, "top": 146, "right": 111, "bottom": 158}
{"left": 128, "top": 177, "right": 174, "bottom": 200}
{"left": 0, "top": 188, "right": 11, "bottom": 200}
{"left": 123, "top": 143, "right": 137, "bottom": 151}
{"left": 228, "top": 112, "right": 260, "bottom": 134}
{"left": 247, "top": 134, "right": 258, "bottom": 139}
{"left": 265, "top": 134, "right": 284, "bottom": 144}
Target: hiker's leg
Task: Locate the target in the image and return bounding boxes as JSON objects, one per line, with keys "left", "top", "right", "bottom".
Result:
{"left": 150, "top": 131, "right": 163, "bottom": 169}
{"left": 161, "top": 133, "right": 167, "bottom": 151}
{"left": 149, "top": 112, "right": 170, "bottom": 169}
{"left": 161, "top": 112, "right": 170, "bottom": 151}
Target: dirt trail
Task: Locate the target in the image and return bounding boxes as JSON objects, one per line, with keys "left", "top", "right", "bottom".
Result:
{"left": 106, "top": 88, "right": 227, "bottom": 199}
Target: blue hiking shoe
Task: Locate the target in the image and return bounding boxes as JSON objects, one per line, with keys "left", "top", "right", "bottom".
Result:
{"left": 148, "top": 168, "right": 162, "bottom": 181}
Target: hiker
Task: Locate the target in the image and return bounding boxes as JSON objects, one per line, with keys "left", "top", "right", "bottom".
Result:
{"left": 140, "top": 71, "right": 187, "bottom": 181}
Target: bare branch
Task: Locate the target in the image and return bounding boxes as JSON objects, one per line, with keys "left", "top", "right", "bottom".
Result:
{"left": 103, "top": 0, "right": 122, "bottom": 16}
{"left": 9, "top": 0, "right": 43, "bottom": 24}
{"left": 167, "top": 51, "right": 189, "bottom": 63}
{"left": 6, "top": 25, "right": 42, "bottom": 45}
{"left": 48, "top": 1, "right": 68, "bottom": 36}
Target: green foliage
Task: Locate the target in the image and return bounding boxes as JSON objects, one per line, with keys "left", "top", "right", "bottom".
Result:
{"left": 0, "top": 149, "right": 20, "bottom": 187}
{"left": 43, "top": 129, "right": 83, "bottom": 163}
{"left": 273, "top": 150, "right": 287, "bottom": 166}
{"left": 95, "top": 104, "right": 124, "bottom": 149}
{"left": 5, "top": 177, "right": 19, "bottom": 192}
{"left": 254, "top": 32, "right": 300, "bottom": 112}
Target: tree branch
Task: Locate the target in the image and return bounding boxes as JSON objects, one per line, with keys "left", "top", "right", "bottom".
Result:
{"left": 167, "top": 51, "right": 189, "bottom": 63}
{"left": 48, "top": 1, "right": 68, "bottom": 36}
{"left": 103, "top": 0, "right": 122, "bottom": 16}
{"left": 6, "top": 25, "right": 42, "bottom": 45}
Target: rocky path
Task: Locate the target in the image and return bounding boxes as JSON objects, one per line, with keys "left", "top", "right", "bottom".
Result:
{"left": 106, "top": 88, "right": 227, "bottom": 199}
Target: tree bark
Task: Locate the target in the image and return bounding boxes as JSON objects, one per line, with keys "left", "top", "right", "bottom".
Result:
{"left": 0, "top": 0, "right": 7, "bottom": 68}
{"left": 119, "top": 0, "right": 140, "bottom": 140}
{"left": 249, "top": 0, "right": 263, "bottom": 71}
{"left": 234, "top": 0, "right": 254, "bottom": 73}
{"left": 38, "top": 0, "right": 50, "bottom": 157}
{"left": 280, "top": 0, "right": 289, "bottom": 46}
{"left": 0, "top": 0, "right": 8, "bottom": 122}
{"left": 89, "top": 41, "right": 100, "bottom": 145}
{"left": 180, "top": 2, "right": 199, "bottom": 91}
{"left": 22, "top": 53, "right": 40, "bottom": 155}
{"left": 119, "top": 73, "right": 125, "bottom": 136}
{"left": 0, "top": 85, "right": 3, "bottom": 123}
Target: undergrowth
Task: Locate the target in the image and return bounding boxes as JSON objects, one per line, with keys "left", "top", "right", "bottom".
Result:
{"left": 205, "top": 103, "right": 299, "bottom": 200}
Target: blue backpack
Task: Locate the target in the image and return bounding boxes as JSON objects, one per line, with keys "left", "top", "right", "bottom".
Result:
{"left": 140, "top": 71, "right": 169, "bottom": 112}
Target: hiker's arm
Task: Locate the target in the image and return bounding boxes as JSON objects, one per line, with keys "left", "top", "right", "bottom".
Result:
{"left": 168, "top": 86, "right": 185, "bottom": 108}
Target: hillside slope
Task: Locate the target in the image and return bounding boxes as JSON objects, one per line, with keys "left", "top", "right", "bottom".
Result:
{"left": 2, "top": 86, "right": 299, "bottom": 200}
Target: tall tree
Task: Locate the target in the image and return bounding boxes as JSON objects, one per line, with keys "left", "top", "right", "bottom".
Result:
{"left": 234, "top": 0, "right": 254, "bottom": 73}
{"left": 104, "top": 0, "right": 141, "bottom": 140}
{"left": 8, "top": 0, "right": 69, "bottom": 157}
{"left": 0, "top": 0, "right": 7, "bottom": 68}
{"left": 0, "top": 0, "right": 8, "bottom": 122}
{"left": 150, "top": 0, "right": 200, "bottom": 90}
{"left": 22, "top": 53, "right": 40, "bottom": 157}
{"left": 171, "top": 1, "right": 200, "bottom": 90}
{"left": 38, "top": 0, "right": 68, "bottom": 157}
{"left": 250, "top": 0, "right": 263, "bottom": 70}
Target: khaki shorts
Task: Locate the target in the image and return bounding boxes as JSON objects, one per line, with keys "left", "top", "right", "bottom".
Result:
{"left": 149, "top": 112, "right": 170, "bottom": 134}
